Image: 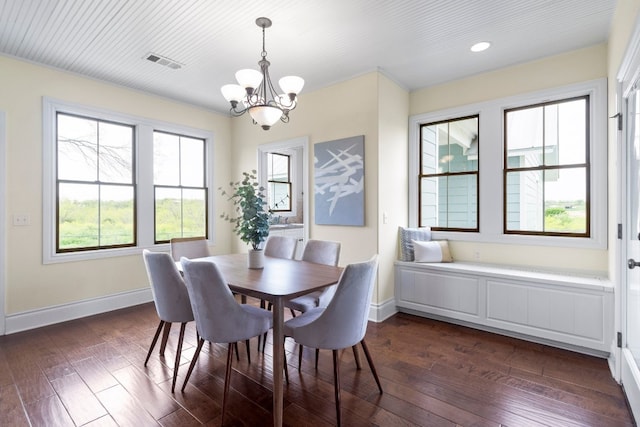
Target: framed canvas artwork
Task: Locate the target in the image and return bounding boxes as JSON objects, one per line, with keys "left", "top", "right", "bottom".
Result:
{"left": 314, "top": 135, "right": 364, "bottom": 226}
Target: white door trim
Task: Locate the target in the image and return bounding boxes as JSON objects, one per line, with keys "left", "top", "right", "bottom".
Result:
{"left": 618, "top": 12, "right": 640, "bottom": 422}
{"left": 0, "top": 111, "right": 6, "bottom": 335}
{"left": 257, "top": 136, "right": 310, "bottom": 243}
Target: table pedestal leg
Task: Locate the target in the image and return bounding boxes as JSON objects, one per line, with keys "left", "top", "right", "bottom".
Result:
{"left": 272, "top": 297, "right": 284, "bottom": 427}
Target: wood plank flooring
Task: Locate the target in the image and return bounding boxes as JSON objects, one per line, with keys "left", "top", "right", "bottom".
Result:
{"left": 0, "top": 302, "right": 634, "bottom": 426}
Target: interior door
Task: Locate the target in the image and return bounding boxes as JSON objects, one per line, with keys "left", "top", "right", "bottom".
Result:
{"left": 622, "top": 87, "right": 640, "bottom": 421}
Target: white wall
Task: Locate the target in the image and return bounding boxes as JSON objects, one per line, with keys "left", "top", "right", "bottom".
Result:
{"left": 0, "top": 55, "right": 232, "bottom": 316}
{"left": 409, "top": 44, "right": 609, "bottom": 273}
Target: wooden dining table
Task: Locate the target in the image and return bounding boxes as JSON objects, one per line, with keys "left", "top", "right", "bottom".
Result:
{"left": 185, "top": 253, "right": 343, "bottom": 427}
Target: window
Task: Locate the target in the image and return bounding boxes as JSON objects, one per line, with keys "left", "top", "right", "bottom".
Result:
{"left": 43, "top": 97, "right": 214, "bottom": 263}
{"left": 504, "top": 96, "right": 589, "bottom": 236}
{"left": 408, "top": 78, "right": 607, "bottom": 249}
{"left": 267, "top": 152, "right": 291, "bottom": 212}
{"left": 153, "top": 131, "right": 207, "bottom": 242}
{"left": 56, "top": 113, "right": 135, "bottom": 252}
{"left": 419, "top": 115, "right": 479, "bottom": 231}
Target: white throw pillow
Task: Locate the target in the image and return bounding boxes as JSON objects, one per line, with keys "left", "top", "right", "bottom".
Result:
{"left": 412, "top": 240, "right": 453, "bottom": 263}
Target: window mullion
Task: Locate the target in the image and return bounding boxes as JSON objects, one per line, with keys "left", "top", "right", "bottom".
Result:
{"left": 137, "top": 124, "right": 155, "bottom": 247}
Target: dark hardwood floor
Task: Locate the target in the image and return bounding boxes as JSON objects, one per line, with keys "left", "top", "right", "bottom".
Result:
{"left": 0, "top": 301, "right": 634, "bottom": 426}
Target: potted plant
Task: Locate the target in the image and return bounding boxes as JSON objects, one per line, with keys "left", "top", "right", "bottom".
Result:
{"left": 219, "top": 170, "right": 271, "bottom": 268}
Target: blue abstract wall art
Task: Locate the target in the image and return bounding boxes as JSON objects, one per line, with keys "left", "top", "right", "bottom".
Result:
{"left": 314, "top": 135, "right": 365, "bottom": 226}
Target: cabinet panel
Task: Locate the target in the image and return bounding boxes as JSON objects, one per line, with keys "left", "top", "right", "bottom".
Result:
{"left": 395, "top": 262, "right": 612, "bottom": 353}
{"left": 403, "top": 270, "right": 479, "bottom": 315}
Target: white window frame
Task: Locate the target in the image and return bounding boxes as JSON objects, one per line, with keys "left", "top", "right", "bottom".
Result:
{"left": 258, "top": 140, "right": 303, "bottom": 221}
{"left": 408, "top": 78, "right": 607, "bottom": 249}
{"left": 42, "top": 97, "right": 215, "bottom": 263}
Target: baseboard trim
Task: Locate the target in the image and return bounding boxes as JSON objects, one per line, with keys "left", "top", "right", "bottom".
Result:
{"left": 369, "top": 297, "right": 397, "bottom": 323}
{"left": 5, "top": 288, "right": 153, "bottom": 335}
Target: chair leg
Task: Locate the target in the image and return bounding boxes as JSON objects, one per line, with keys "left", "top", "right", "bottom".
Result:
{"left": 159, "top": 321, "right": 172, "bottom": 356}
{"left": 144, "top": 320, "right": 165, "bottom": 366}
{"left": 245, "top": 339, "right": 251, "bottom": 364}
{"left": 332, "top": 349, "right": 342, "bottom": 427}
{"left": 352, "top": 345, "right": 362, "bottom": 370}
{"left": 315, "top": 348, "right": 320, "bottom": 370}
{"left": 360, "top": 339, "right": 383, "bottom": 394}
{"left": 234, "top": 342, "right": 240, "bottom": 361}
{"left": 222, "top": 343, "right": 234, "bottom": 426}
{"left": 261, "top": 330, "right": 268, "bottom": 353}
{"left": 298, "top": 344, "right": 303, "bottom": 370}
{"left": 171, "top": 323, "right": 187, "bottom": 393}
{"left": 289, "top": 308, "right": 297, "bottom": 317}
{"left": 181, "top": 338, "right": 205, "bottom": 392}
{"left": 284, "top": 352, "right": 289, "bottom": 384}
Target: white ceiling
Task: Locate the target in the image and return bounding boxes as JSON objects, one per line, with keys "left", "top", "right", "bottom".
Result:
{"left": 0, "top": 0, "right": 616, "bottom": 114}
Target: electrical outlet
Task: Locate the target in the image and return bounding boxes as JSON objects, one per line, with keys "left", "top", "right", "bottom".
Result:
{"left": 13, "top": 214, "right": 30, "bottom": 226}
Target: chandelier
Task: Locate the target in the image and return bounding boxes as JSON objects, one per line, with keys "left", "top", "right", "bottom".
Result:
{"left": 221, "top": 17, "right": 304, "bottom": 130}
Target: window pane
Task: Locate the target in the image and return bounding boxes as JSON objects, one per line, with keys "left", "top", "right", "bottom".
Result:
{"left": 182, "top": 188, "right": 206, "bottom": 237}
{"left": 155, "top": 187, "right": 181, "bottom": 241}
{"left": 544, "top": 168, "right": 586, "bottom": 233}
{"left": 557, "top": 99, "right": 586, "bottom": 164}
{"left": 99, "top": 185, "right": 134, "bottom": 245}
{"left": 506, "top": 170, "right": 543, "bottom": 232}
{"left": 420, "top": 175, "right": 477, "bottom": 229}
{"left": 58, "top": 114, "right": 98, "bottom": 181}
{"left": 153, "top": 132, "right": 180, "bottom": 185}
{"left": 448, "top": 118, "right": 478, "bottom": 173}
{"left": 98, "top": 121, "right": 133, "bottom": 184}
{"left": 181, "top": 136, "right": 204, "bottom": 187}
{"left": 269, "top": 182, "right": 291, "bottom": 210}
{"left": 506, "top": 106, "right": 543, "bottom": 168}
{"left": 506, "top": 168, "right": 586, "bottom": 233}
{"left": 268, "top": 153, "right": 289, "bottom": 182}
{"left": 58, "top": 183, "right": 99, "bottom": 250}
{"left": 420, "top": 125, "right": 439, "bottom": 174}
{"left": 419, "top": 176, "right": 438, "bottom": 226}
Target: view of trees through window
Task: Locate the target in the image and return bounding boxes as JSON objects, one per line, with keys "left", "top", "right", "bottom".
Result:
{"left": 57, "top": 113, "right": 135, "bottom": 251}
{"left": 153, "top": 131, "right": 207, "bottom": 242}
{"left": 55, "top": 113, "right": 209, "bottom": 252}
{"left": 504, "top": 96, "right": 589, "bottom": 236}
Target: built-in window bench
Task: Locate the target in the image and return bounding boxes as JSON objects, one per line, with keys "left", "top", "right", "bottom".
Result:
{"left": 394, "top": 261, "right": 613, "bottom": 357}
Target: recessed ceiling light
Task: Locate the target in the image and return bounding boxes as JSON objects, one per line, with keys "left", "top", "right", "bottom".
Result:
{"left": 470, "top": 41, "right": 491, "bottom": 52}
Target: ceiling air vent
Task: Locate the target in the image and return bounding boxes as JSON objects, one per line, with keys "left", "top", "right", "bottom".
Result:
{"left": 144, "top": 52, "right": 182, "bottom": 70}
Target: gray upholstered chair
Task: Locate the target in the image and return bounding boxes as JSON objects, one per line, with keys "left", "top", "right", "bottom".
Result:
{"left": 283, "top": 240, "right": 341, "bottom": 367}
{"left": 283, "top": 255, "right": 383, "bottom": 427}
{"left": 171, "top": 235, "right": 252, "bottom": 361}
{"left": 286, "top": 240, "right": 341, "bottom": 313}
{"left": 263, "top": 235, "right": 297, "bottom": 259}
{"left": 180, "top": 257, "right": 273, "bottom": 424}
{"left": 142, "top": 249, "right": 194, "bottom": 393}
{"left": 169, "top": 236, "right": 209, "bottom": 261}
